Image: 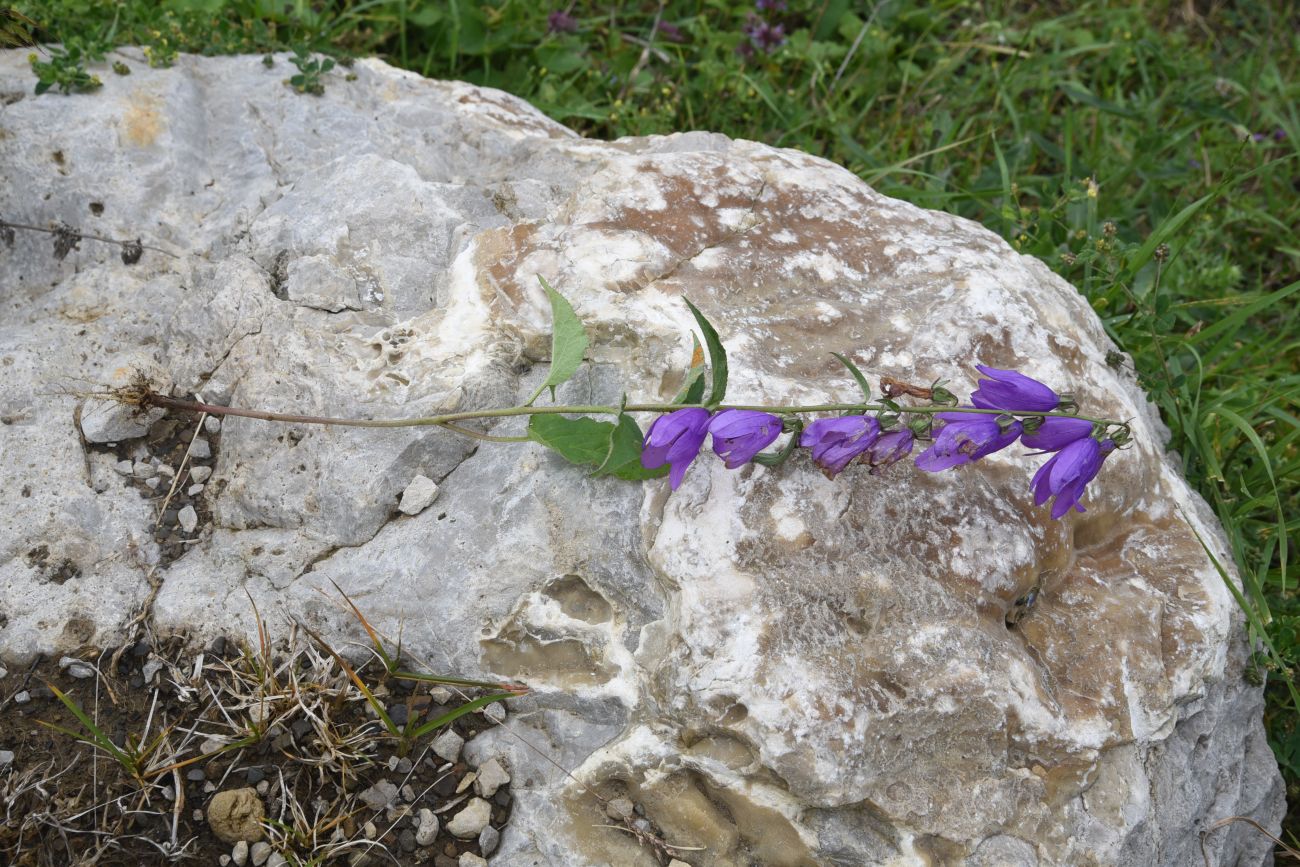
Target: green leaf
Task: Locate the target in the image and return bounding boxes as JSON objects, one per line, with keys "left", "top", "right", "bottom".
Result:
{"left": 683, "top": 298, "right": 727, "bottom": 407}
{"left": 599, "top": 413, "right": 669, "bottom": 481}
{"left": 533, "top": 276, "right": 589, "bottom": 403}
{"left": 830, "top": 352, "right": 871, "bottom": 402}
{"left": 672, "top": 334, "right": 707, "bottom": 405}
{"left": 529, "top": 414, "right": 616, "bottom": 467}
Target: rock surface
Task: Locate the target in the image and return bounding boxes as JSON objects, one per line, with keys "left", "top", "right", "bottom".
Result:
{"left": 0, "top": 49, "right": 1284, "bottom": 866}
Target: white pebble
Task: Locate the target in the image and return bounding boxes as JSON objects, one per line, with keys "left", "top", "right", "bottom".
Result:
{"left": 145, "top": 476, "right": 162, "bottom": 489}
{"left": 189, "top": 465, "right": 212, "bottom": 482}
{"left": 459, "top": 853, "right": 488, "bottom": 867}
{"left": 133, "top": 460, "right": 157, "bottom": 478}
{"left": 398, "top": 475, "right": 439, "bottom": 516}
{"left": 266, "top": 855, "right": 286, "bottom": 867}
{"left": 142, "top": 659, "right": 164, "bottom": 682}
{"left": 190, "top": 437, "right": 212, "bottom": 459}
{"left": 0, "top": 750, "right": 15, "bottom": 768}
{"left": 114, "top": 460, "right": 134, "bottom": 475}
{"left": 431, "top": 729, "right": 463, "bottom": 763}
{"left": 187, "top": 484, "right": 205, "bottom": 496}
{"left": 479, "top": 824, "right": 500, "bottom": 856}
{"left": 231, "top": 840, "right": 249, "bottom": 866}
{"left": 59, "top": 656, "right": 95, "bottom": 679}
{"left": 178, "top": 505, "right": 198, "bottom": 533}
{"left": 250, "top": 841, "right": 272, "bottom": 866}
{"left": 474, "top": 758, "right": 510, "bottom": 798}
{"left": 446, "top": 798, "right": 491, "bottom": 839}
{"left": 14, "top": 691, "right": 30, "bottom": 704}
{"left": 205, "top": 416, "right": 221, "bottom": 434}
{"left": 415, "top": 808, "right": 439, "bottom": 846}
{"left": 483, "top": 701, "right": 506, "bottom": 723}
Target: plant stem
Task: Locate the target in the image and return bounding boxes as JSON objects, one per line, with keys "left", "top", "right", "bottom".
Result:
{"left": 145, "top": 392, "right": 1123, "bottom": 429}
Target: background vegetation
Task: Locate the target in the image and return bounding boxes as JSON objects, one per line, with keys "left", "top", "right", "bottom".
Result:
{"left": 11, "top": 0, "right": 1299, "bottom": 840}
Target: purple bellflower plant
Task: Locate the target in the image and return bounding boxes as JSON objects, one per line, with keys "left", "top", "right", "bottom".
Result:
{"left": 914, "top": 412, "right": 1023, "bottom": 472}
{"left": 800, "top": 416, "right": 881, "bottom": 478}
{"left": 864, "top": 428, "right": 915, "bottom": 473}
{"left": 1021, "top": 416, "right": 1094, "bottom": 451}
{"left": 641, "top": 407, "right": 712, "bottom": 490}
{"left": 709, "top": 409, "right": 783, "bottom": 469}
{"left": 970, "top": 366, "right": 1060, "bottom": 412}
{"left": 1031, "top": 437, "right": 1116, "bottom": 518}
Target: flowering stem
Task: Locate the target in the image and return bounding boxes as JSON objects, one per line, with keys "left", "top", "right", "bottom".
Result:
{"left": 143, "top": 393, "right": 1124, "bottom": 430}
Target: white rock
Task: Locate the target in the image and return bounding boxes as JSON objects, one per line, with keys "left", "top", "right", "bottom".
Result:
{"left": 141, "top": 659, "right": 164, "bottom": 682}
{"left": 13, "top": 691, "right": 30, "bottom": 705}
{"left": 0, "top": 750, "right": 14, "bottom": 768}
{"left": 220, "top": 856, "right": 231, "bottom": 867}
{"left": 446, "top": 798, "right": 491, "bottom": 839}
{"left": 59, "top": 656, "right": 95, "bottom": 678}
{"left": 114, "top": 460, "right": 134, "bottom": 475}
{"left": 231, "top": 841, "right": 249, "bottom": 867}
{"left": 187, "top": 484, "right": 205, "bottom": 496}
{"left": 205, "top": 416, "right": 222, "bottom": 434}
{"left": 133, "top": 460, "right": 157, "bottom": 479}
{"left": 459, "top": 854, "right": 488, "bottom": 867}
{"left": 474, "top": 758, "right": 510, "bottom": 799}
{"left": 398, "top": 475, "right": 439, "bottom": 516}
{"left": 77, "top": 352, "right": 169, "bottom": 443}
{"left": 190, "top": 437, "right": 212, "bottom": 460}
{"left": 431, "top": 729, "right": 463, "bottom": 763}
{"left": 145, "top": 477, "right": 162, "bottom": 489}
{"left": 178, "top": 505, "right": 198, "bottom": 533}
{"left": 266, "top": 855, "right": 285, "bottom": 867}
{"left": 189, "top": 465, "right": 213, "bottom": 482}
{"left": 478, "top": 824, "right": 499, "bottom": 856}
{"left": 414, "top": 808, "right": 439, "bottom": 846}
{"left": 482, "top": 701, "right": 506, "bottom": 724}
{"left": 250, "top": 841, "right": 272, "bottom": 866}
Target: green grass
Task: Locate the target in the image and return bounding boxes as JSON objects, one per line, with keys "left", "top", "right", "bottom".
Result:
{"left": 14, "top": 0, "right": 1299, "bottom": 835}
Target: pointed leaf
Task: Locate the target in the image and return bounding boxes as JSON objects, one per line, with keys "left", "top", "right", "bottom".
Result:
{"left": 683, "top": 298, "right": 727, "bottom": 406}
{"left": 831, "top": 352, "right": 871, "bottom": 403}
{"left": 534, "top": 276, "right": 589, "bottom": 401}
{"left": 528, "top": 414, "right": 617, "bottom": 467}
{"left": 598, "top": 413, "right": 669, "bottom": 480}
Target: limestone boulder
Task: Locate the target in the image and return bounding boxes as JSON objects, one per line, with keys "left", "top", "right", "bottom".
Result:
{"left": 0, "top": 49, "right": 1283, "bottom": 865}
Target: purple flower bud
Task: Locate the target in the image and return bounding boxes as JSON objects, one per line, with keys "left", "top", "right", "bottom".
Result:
{"left": 642, "top": 408, "right": 712, "bottom": 490}
{"left": 1252, "top": 132, "right": 1266, "bottom": 142}
{"left": 970, "top": 366, "right": 1060, "bottom": 412}
{"left": 756, "top": 0, "right": 787, "bottom": 10}
{"left": 547, "top": 11, "right": 579, "bottom": 34}
{"left": 914, "top": 413, "right": 1023, "bottom": 472}
{"left": 864, "top": 428, "right": 914, "bottom": 474}
{"left": 1020, "top": 416, "right": 1094, "bottom": 452}
{"left": 1030, "top": 437, "right": 1115, "bottom": 519}
{"left": 708, "top": 409, "right": 782, "bottom": 469}
{"left": 1274, "top": 128, "right": 1287, "bottom": 142}
{"left": 800, "top": 415, "right": 880, "bottom": 478}
{"left": 656, "top": 21, "right": 686, "bottom": 43}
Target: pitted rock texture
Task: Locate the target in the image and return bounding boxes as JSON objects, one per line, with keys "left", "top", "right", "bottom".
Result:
{"left": 0, "top": 50, "right": 1284, "bottom": 865}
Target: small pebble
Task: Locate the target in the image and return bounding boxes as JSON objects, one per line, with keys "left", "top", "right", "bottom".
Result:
{"left": 204, "top": 781, "right": 217, "bottom": 793}
{"left": 200, "top": 737, "right": 225, "bottom": 755}
{"left": 359, "top": 779, "right": 399, "bottom": 811}
{"left": 13, "top": 691, "right": 30, "bottom": 704}
{"left": 0, "top": 750, "right": 15, "bottom": 768}
{"left": 114, "top": 459, "right": 134, "bottom": 475}
{"left": 256, "top": 780, "right": 269, "bottom": 795}
{"left": 187, "top": 483, "right": 205, "bottom": 496}
{"left": 396, "top": 757, "right": 413, "bottom": 774}
{"left": 0, "top": 664, "right": 6, "bottom": 678}
{"left": 446, "top": 797, "right": 491, "bottom": 839}
{"left": 157, "top": 464, "right": 175, "bottom": 478}
{"left": 190, "top": 437, "right": 212, "bottom": 459}
{"left": 458, "top": 854, "right": 488, "bottom": 867}
{"left": 178, "top": 505, "right": 198, "bottom": 533}
{"left": 398, "top": 474, "right": 440, "bottom": 516}
{"left": 205, "top": 416, "right": 221, "bottom": 434}
{"left": 145, "top": 476, "right": 162, "bottom": 489}
{"left": 133, "top": 460, "right": 156, "bottom": 478}
{"left": 187, "top": 768, "right": 206, "bottom": 782}
{"left": 220, "top": 856, "right": 231, "bottom": 867}
{"left": 475, "top": 758, "right": 510, "bottom": 799}
{"left": 161, "top": 785, "right": 175, "bottom": 800}
{"left": 231, "top": 840, "right": 248, "bottom": 866}
{"left": 189, "top": 465, "right": 212, "bottom": 483}
{"left": 142, "top": 659, "right": 164, "bottom": 683}
{"left": 363, "top": 820, "right": 378, "bottom": 840}
{"left": 414, "top": 808, "right": 439, "bottom": 846}
{"left": 483, "top": 701, "right": 506, "bottom": 724}
{"left": 398, "top": 829, "right": 417, "bottom": 852}
{"left": 250, "top": 841, "right": 272, "bottom": 866}
{"left": 246, "top": 767, "right": 265, "bottom": 784}
{"left": 400, "top": 784, "right": 416, "bottom": 802}
{"left": 478, "top": 824, "right": 499, "bottom": 856}
{"left": 431, "top": 729, "right": 463, "bottom": 763}
{"left": 59, "top": 656, "right": 95, "bottom": 679}
{"left": 266, "top": 854, "right": 286, "bottom": 867}
{"left": 429, "top": 686, "right": 452, "bottom": 704}
{"left": 605, "top": 797, "right": 634, "bottom": 821}
{"left": 668, "top": 861, "right": 692, "bottom": 867}
{"left": 456, "top": 772, "right": 476, "bottom": 794}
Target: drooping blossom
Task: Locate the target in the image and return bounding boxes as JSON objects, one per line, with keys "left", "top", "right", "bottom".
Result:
{"left": 914, "top": 412, "right": 1022, "bottom": 472}
{"left": 743, "top": 14, "right": 786, "bottom": 52}
{"left": 1021, "top": 416, "right": 1094, "bottom": 452}
{"left": 642, "top": 408, "right": 712, "bottom": 489}
{"left": 970, "top": 366, "right": 1059, "bottom": 412}
{"left": 708, "top": 409, "right": 783, "bottom": 469}
{"left": 800, "top": 416, "right": 880, "bottom": 478}
{"left": 1030, "top": 437, "right": 1115, "bottom": 519}
{"left": 864, "top": 428, "right": 914, "bottom": 474}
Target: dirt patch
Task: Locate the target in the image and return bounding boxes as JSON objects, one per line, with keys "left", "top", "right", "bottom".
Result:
{"left": 0, "top": 630, "right": 517, "bottom": 865}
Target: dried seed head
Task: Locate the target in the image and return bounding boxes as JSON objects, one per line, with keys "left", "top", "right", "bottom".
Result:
{"left": 52, "top": 222, "right": 80, "bottom": 260}
{"left": 1154, "top": 243, "right": 1170, "bottom": 263}
{"left": 121, "top": 239, "right": 143, "bottom": 265}
{"left": 1102, "top": 221, "right": 1117, "bottom": 237}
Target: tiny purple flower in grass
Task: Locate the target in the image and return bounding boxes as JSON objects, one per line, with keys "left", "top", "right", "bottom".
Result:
{"left": 656, "top": 21, "right": 686, "bottom": 43}
{"left": 865, "top": 428, "right": 914, "bottom": 474}
{"left": 971, "top": 366, "right": 1059, "bottom": 412}
{"left": 1021, "top": 416, "right": 1094, "bottom": 452}
{"left": 914, "top": 413, "right": 1022, "bottom": 472}
{"left": 1031, "top": 437, "right": 1116, "bottom": 519}
{"left": 547, "top": 11, "right": 578, "bottom": 34}
{"left": 709, "top": 409, "right": 782, "bottom": 469}
{"left": 642, "top": 408, "right": 712, "bottom": 490}
{"left": 800, "top": 416, "right": 880, "bottom": 478}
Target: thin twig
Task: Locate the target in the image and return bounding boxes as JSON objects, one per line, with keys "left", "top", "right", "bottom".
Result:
{"left": 0, "top": 218, "right": 180, "bottom": 258}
